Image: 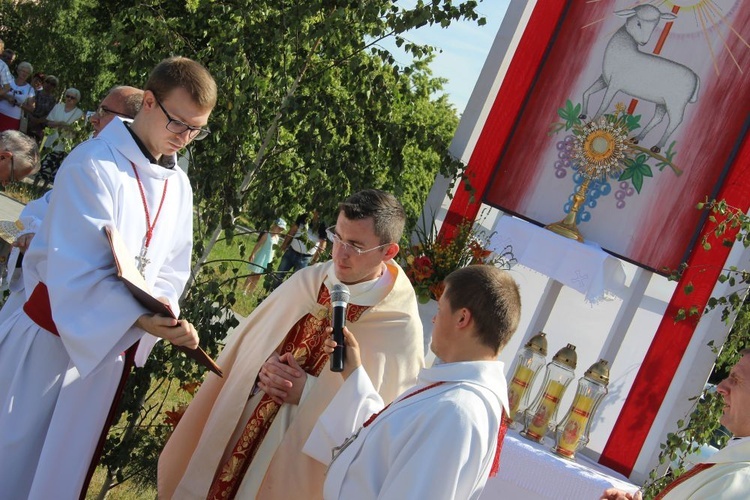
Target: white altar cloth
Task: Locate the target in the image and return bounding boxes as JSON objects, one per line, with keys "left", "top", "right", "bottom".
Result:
{"left": 481, "top": 430, "right": 638, "bottom": 499}
{"left": 490, "top": 216, "right": 626, "bottom": 303}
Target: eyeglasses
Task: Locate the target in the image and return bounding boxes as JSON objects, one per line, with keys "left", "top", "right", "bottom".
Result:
{"left": 65, "top": 95, "right": 77, "bottom": 100}
{"left": 326, "top": 226, "right": 391, "bottom": 256}
{"left": 155, "top": 98, "right": 210, "bottom": 141}
{"left": 94, "top": 105, "right": 133, "bottom": 120}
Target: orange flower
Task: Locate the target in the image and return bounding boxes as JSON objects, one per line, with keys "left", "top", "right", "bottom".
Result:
{"left": 164, "top": 404, "right": 188, "bottom": 429}
{"left": 181, "top": 381, "right": 202, "bottom": 395}
{"left": 429, "top": 281, "right": 446, "bottom": 301}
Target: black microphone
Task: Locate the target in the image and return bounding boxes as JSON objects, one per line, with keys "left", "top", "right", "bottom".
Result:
{"left": 330, "top": 283, "right": 350, "bottom": 372}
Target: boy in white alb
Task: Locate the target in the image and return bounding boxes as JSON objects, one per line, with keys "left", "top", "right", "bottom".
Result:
{"left": 0, "top": 56, "right": 217, "bottom": 500}
{"left": 306, "top": 265, "right": 522, "bottom": 500}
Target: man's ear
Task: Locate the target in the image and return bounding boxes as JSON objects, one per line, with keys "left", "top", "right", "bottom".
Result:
{"left": 383, "top": 242, "right": 400, "bottom": 261}
{"left": 456, "top": 307, "right": 472, "bottom": 329}
{"left": 141, "top": 90, "right": 157, "bottom": 110}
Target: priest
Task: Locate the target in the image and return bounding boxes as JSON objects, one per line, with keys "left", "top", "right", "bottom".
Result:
{"left": 602, "top": 349, "right": 750, "bottom": 500}
{"left": 306, "top": 265, "right": 521, "bottom": 499}
{"left": 159, "top": 189, "right": 424, "bottom": 499}
{"left": 0, "top": 57, "right": 217, "bottom": 499}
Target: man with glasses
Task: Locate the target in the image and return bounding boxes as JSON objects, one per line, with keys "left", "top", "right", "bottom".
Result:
{"left": 160, "top": 189, "right": 424, "bottom": 499}
{"left": 89, "top": 85, "right": 143, "bottom": 136}
{"left": 0, "top": 57, "right": 216, "bottom": 500}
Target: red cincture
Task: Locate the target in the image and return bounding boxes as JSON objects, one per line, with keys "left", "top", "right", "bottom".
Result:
{"left": 130, "top": 162, "right": 168, "bottom": 274}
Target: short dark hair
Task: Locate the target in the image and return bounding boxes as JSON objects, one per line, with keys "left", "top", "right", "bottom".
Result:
{"left": 0, "top": 130, "right": 40, "bottom": 176}
{"left": 443, "top": 265, "right": 521, "bottom": 354}
{"left": 338, "top": 189, "right": 406, "bottom": 244}
{"left": 145, "top": 56, "right": 217, "bottom": 110}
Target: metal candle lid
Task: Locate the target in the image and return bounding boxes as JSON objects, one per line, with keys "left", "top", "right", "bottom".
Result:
{"left": 552, "top": 343, "right": 577, "bottom": 370}
{"left": 524, "top": 332, "right": 548, "bottom": 356}
{"left": 584, "top": 359, "right": 610, "bottom": 385}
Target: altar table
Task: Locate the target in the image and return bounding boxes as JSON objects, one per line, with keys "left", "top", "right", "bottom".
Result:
{"left": 481, "top": 430, "right": 639, "bottom": 499}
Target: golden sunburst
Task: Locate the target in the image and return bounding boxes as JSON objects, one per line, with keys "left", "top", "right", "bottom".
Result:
{"left": 572, "top": 116, "right": 630, "bottom": 180}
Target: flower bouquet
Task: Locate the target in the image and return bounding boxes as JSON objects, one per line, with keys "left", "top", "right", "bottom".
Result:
{"left": 401, "top": 216, "right": 515, "bottom": 303}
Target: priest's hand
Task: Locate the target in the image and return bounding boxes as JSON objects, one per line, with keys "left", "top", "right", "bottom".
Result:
{"left": 258, "top": 352, "right": 307, "bottom": 405}
{"left": 323, "top": 326, "right": 361, "bottom": 380}
{"left": 600, "top": 488, "right": 642, "bottom": 500}
{"left": 135, "top": 314, "right": 199, "bottom": 349}
{"left": 12, "top": 233, "right": 34, "bottom": 253}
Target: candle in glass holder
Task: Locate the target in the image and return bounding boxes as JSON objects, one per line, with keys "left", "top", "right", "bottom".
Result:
{"left": 522, "top": 343, "right": 577, "bottom": 443}
{"left": 554, "top": 359, "right": 610, "bottom": 459}
{"left": 507, "top": 332, "right": 548, "bottom": 420}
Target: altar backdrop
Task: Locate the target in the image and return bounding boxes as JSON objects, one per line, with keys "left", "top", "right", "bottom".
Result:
{"left": 483, "top": 0, "right": 750, "bottom": 273}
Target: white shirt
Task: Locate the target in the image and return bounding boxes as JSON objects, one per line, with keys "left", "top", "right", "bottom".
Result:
{"left": 305, "top": 360, "right": 509, "bottom": 500}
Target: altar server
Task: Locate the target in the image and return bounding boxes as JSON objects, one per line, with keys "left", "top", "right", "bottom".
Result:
{"left": 306, "top": 265, "right": 522, "bottom": 500}
{"left": 0, "top": 56, "right": 216, "bottom": 499}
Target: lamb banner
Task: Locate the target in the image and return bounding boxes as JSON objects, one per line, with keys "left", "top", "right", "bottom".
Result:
{"left": 483, "top": 0, "right": 750, "bottom": 273}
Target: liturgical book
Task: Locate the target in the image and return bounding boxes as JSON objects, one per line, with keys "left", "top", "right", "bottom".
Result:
{"left": 104, "top": 226, "right": 223, "bottom": 377}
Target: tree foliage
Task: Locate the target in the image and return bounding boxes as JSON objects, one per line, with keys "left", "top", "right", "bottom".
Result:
{"left": 643, "top": 199, "right": 750, "bottom": 499}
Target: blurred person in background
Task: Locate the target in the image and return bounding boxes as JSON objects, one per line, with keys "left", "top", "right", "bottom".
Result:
{"left": 35, "top": 87, "right": 83, "bottom": 188}
{"left": 0, "top": 39, "right": 12, "bottom": 99}
{"left": 26, "top": 75, "right": 58, "bottom": 143}
{"left": 30, "top": 72, "right": 45, "bottom": 92}
{"left": 0, "top": 61, "right": 35, "bottom": 132}
{"left": 0, "top": 49, "right": 16, "bottom": 67}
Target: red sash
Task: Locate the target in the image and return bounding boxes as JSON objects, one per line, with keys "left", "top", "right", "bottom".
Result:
{"left": 23, "top": 282, "right": 59, "bottom": 335}
{"left": 490, "top": 412, "right": 510, "bottom": 477}
{"left": 22, "top": 281, "right": 138, "bottom": 499}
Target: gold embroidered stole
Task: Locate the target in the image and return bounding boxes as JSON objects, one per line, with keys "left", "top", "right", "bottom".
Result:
{"left": 207, "top": 284, "right": 369, "bottom": 500}
{"left": 653, "top": 463, "right": 716, "bottom": 500}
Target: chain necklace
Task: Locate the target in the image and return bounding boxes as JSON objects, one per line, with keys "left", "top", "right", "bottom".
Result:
{"left": 131, "top": 162, "right": 168, "bottom": 276}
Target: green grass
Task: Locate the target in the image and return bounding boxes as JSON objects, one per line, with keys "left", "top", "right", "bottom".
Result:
{"left": 202, "top": 229, "right": 273, "bottom": 317}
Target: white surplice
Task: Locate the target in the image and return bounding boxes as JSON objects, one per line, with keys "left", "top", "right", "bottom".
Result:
{"left": 304, "top": 360, "right": 510, "bottom": 500}
{"left": 661, "top": 436, "right": 750, "bottom": 499}
{"left": 0, "top": 190, "right": 51, "bottom": 325}
{"left": 0, "top": 117, "right": 193, "bottom": 500}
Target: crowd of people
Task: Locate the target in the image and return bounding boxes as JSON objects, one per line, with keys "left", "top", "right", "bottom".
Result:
{"left": 0, "top": 46, "right": 747, "bottom": 500}
{"left": 0, "top": 38, "right": 86, "bottom": 187}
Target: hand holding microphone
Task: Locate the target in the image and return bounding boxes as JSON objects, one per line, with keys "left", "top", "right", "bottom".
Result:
{"left": 323, "top": 326, "right": 361, "bottom": 380}
{"left": 330, "top": 283, "right": 350, "bottom": 372}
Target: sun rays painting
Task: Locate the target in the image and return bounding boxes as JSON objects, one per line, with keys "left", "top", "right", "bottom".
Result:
{"left": 484, "top": 0, "right": 750, "bottom": 272}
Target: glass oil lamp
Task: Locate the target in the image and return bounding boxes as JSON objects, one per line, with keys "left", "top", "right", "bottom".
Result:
{"left": 553, "top": 358, "right": 610, "bottom": 459}
{"left": 521, "top": 343, "right": 577, "bottom": 443}
{"left": 507, "top": 332, "right": 548, "bottom": 424}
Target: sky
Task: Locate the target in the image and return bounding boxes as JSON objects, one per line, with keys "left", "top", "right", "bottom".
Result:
{"left": 378, "top": 0, "right": 511, "bottom": 115}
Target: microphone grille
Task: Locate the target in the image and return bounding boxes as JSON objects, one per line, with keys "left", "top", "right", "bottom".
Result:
{"left": 331, "top": 283, "right": 350, "bottom": 303}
